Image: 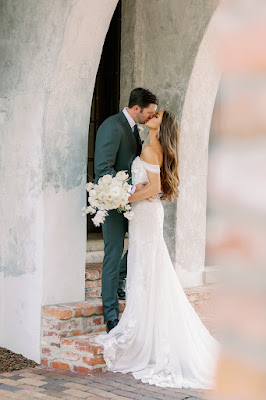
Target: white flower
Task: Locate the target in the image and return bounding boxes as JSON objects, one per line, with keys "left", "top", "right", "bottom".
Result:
{"left": 92, "top": 210, "right": 108, "bottom": 227}
{"left": 88, "top": 196, "right": 98, "bottom": 208}
{"left": 87, "top": 206, "right": 96, "bottom": 214}
{"left": 89, "top": 189, "right": 97, "bottom": 198}
{"left": 124, "top": 211, "right": 134, "bottom": 220}
{"left": 99, "top": 175, "right": 112, "bottom": 186}
{"left": 112, "top": 177, "right": 123, "bottom": 187}
{"left": 98, "top": 192, "right": 106, "bottom": 202}
{"left": 123, "top": 183, "right": 131, "bottom": 192}
{"left": 86, "top": 182, "right": 94, "bottom": 192}
{"left": 97, "top": 210, "right": 108, "bottom": 218}
{"left": 83, "top": 172, "right": 133, "bottom": 223}
{"left": 116, "top": 171, "right": 128, "bottom": 181}
{"left": 109, "top": 186, "right": 122, "bottom": 199}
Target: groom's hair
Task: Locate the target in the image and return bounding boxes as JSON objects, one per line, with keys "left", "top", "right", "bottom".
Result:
{"left": 128, "top": 88, "right": 159, "bottom": 110}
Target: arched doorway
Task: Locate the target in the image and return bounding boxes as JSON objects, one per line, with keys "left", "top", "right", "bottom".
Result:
{"left": 87, "top": 0, "right": 122, "bottom": 237}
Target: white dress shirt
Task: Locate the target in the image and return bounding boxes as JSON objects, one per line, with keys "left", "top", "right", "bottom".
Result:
{"left": 122, "top": 107, "right": 136, "bottom": 131}
{"left": 122, "top": 107, "right": 137, "bottom": 194}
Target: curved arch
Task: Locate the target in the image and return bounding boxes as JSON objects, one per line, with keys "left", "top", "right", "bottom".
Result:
{"left": 42, "top": 0, "right": 118, "bottom": 306}
{"left": 175, "top": 4, "right": 222, "bottom": 287}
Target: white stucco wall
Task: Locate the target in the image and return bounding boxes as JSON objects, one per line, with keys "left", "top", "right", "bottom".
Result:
{"left": 0, "top": 0, "right": 118, "bottom": 362}
{"left": 176, "top": 5, "right": 222, "bottom": 287}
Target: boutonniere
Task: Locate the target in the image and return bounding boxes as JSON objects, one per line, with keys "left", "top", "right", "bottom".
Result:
{"left": 137, "top": 125, "right": 144, "bottom": 134}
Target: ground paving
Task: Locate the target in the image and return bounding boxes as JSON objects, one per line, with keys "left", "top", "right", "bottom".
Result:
{"left": 0, "top": 366, "right": 215, "bottom": 399}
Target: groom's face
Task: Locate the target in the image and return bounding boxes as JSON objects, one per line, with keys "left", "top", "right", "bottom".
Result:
{"left": 135, "top": 103, "right": 157, "bottom": 124}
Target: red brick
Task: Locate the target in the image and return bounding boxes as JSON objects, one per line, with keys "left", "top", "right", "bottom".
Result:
{"left": 58, "top": 319, "right": 82, "bottom": 330}
{"left": 73, "top": 308, "right": 83, "bottom": 317}
{"left": 87, "top": 288, "right": 101, "bottom": 297}
{"left": 41, "top": 348, "right": 51, "bottom": 356}
{"left": 42, "top": 319, "right": 61, "bottom": 330}
{"left": 62, "top": 338, "right": 75, "bottom": 347}
{"left": 72, "top": 365, "right": 92, "bottom": 374}
{"left": 51, "top": 343, "right": 60, "bottom": 348}
{"left": 72, "top": 330, "right": 85, "bottom": 336}
{"left": 95, "top": 305, "right": 103, "bottom": 314}
{"left": 51, "top": 361, "right": 70, "bottom": 370}
{"left": 87, "top": 270, "right": 100, "bottom": 280}
{"left": 75, "top": 340, "right": 103, "bottom": 355}
{"left": 86, "top": 281, "right": 97, "bottom": 288}
{"left": 73, "top": 303, "right": 95, "bottom": 316}
{"left": 42, "top": 331, "right": 61, "bottom": 339}
{"left": 92, "top": 317, "right": 103, "bottom": 325}
{"left": 98, "top": 279, "right": 102, "bottom": 287}
{"left": 43, "top": 307, "right": 72, "bottom": 320}
{"left": 94, "top": 326, "right": 105, "bottom": 332}
{"left": 82, "top": 355, "right": 105, "bottom": 366}
{"left": 61, "top": 351, "right": 80, "bottom": 361}
{"left": 41, "top": 359, "right": 48, "bottom": 367}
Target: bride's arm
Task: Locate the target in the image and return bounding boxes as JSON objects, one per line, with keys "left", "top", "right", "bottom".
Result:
{"left": 128, "top": 146, "right": 161, "bottom": 203}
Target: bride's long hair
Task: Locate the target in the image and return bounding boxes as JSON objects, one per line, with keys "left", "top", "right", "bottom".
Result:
{"left": 159, "top": 110, "right": 180, "bottom": 202}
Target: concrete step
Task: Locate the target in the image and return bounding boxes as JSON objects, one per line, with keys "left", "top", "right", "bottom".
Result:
{"left": 86, "top": 238, "right": 128, "bottom": 264}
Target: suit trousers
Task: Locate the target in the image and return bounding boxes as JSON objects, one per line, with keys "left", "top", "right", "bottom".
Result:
{"left": 101, "top": 209, "right": 128, "bottom": 321}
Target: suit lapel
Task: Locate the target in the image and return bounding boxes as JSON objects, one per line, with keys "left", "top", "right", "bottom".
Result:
{"left": 118, "top": 111, "right": 137, "bottom": 152}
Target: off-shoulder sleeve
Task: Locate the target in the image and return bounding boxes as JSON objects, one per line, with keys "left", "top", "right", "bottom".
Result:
{"left": 141, "top": 160, "right": 160, "bottom": 174}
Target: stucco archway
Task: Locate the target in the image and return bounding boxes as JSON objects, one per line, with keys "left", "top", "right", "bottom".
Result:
{"left": 175, "top": 5, "right": 222, "bottom": 287}
{"left": 0, "top": 0, "right": 118, "bottom": 362}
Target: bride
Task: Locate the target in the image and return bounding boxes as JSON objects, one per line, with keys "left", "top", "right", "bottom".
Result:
{"left": 96, "top": 110, "right": 220, "bottom": 389}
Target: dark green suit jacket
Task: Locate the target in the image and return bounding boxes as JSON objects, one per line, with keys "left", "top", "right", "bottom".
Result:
{"left": 94, "top": 111, "right": 137, "bottom": 183}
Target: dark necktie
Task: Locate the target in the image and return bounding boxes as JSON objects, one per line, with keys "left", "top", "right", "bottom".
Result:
{"left": 133, "top": 124, "right": 142, "bottom": 156}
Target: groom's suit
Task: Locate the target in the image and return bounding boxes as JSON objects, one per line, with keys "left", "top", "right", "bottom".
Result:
{"left": 94, "top": 111, "right": 141, "bottom": 322}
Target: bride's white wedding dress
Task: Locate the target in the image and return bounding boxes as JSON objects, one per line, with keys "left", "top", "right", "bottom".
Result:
{"left": 96, "top": 156, "right": 220, "bottom": 389}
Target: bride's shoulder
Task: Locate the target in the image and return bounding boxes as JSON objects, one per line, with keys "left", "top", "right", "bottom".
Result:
{"left": 141, "top": 145, "right": 161, "bottom": 165}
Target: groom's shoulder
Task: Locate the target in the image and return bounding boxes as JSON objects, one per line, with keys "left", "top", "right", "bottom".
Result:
{"left": 99, "top": 112, "right": 124, "bottom": 130}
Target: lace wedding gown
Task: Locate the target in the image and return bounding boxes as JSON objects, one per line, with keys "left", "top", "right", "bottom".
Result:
{"left": 96, "top": 156, "right": 220, "bottom": 389}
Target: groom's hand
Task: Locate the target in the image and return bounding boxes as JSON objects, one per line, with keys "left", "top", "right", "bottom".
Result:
{"left": 135, "top": 181, "right": 149, "bottom": 192}
{"left": 146, "top": 195, "right": 157, "bottom": 202}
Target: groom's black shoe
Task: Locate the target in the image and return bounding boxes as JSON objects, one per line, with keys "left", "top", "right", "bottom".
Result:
{"left": 117, "top": 288, "right": 126, "bottom": 300}
{"left": 106, "top": 319, "right": 119, "bottom": 333}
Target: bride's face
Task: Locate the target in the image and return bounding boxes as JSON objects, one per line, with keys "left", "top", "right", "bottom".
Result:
{"left": 145, "top": 110, "right": 164, "bottom": 129}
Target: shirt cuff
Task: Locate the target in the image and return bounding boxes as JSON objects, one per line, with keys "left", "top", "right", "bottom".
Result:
{"left": 129, "top": 185, "right": 136, "bottom": 195}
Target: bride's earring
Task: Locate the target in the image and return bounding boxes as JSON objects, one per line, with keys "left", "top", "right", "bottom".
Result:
{"left": 157, "top": 129, "right": 160, "bottom": 139}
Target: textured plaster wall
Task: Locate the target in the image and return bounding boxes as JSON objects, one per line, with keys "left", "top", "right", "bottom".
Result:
{"left": 120, "top": 0, "right": 219, "bottom": 286}
{"left": 0, "top": 0, "right": 118, "bottom": 361}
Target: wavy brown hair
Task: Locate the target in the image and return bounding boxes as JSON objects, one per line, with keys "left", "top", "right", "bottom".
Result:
{"left": 159, "top": 110, "right": 180, "bottom": 202}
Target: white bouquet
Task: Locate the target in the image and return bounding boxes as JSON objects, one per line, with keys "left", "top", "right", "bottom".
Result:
{"left": 82, "top": 171, "right": 134, "bottom": 226}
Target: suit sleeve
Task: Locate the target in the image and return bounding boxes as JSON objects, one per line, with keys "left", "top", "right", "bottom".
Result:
{"left": 94, "top": 122, "right": 121, "bottom": 181}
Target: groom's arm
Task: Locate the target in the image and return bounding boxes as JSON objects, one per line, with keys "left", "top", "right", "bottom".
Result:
{"left": 94, "top": 122, "right": 121, "bottom": 181}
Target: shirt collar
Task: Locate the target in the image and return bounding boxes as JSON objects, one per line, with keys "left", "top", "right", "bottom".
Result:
{"left": 122, "top": 107, "right": 136, "bottom": 131}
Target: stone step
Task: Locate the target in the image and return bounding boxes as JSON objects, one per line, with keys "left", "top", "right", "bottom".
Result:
{"left": 86, "top": 250, "right": 104, "bottom": 264}
{"left": 60, "top": 333, "right": 105, "bottom": 374}
{"left": 41, "top": 284, "right": 219, "bottom": 374}
{"left": 41, "top": 298, "right": 125, "bottom": 372}
{"left": 86, "top": 238, "right": 128, "bottom": 264}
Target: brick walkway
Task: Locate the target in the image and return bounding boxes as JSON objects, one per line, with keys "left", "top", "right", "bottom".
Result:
{"left": 0, "top": 366, "right": 215, "bottom": 399}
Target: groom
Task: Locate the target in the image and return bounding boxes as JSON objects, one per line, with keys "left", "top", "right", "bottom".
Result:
{"left": 94, "top": 87, "right": 159, "bottom": 332}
